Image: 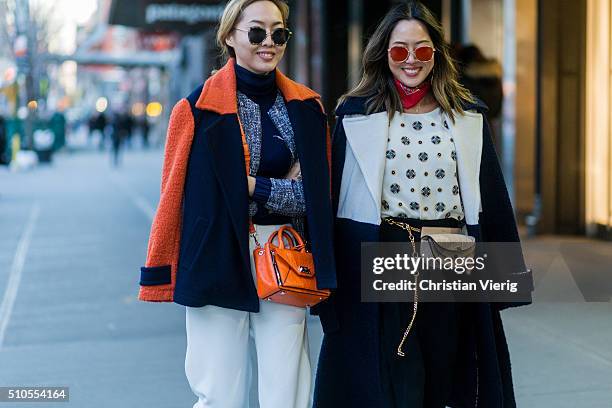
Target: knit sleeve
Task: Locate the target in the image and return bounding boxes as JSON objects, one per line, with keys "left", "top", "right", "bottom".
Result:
{"left": 262, "top": 176, "right": 306, "bottom": 217}
{"left": 252, "top": 176, "right": 272, "bottom": 203}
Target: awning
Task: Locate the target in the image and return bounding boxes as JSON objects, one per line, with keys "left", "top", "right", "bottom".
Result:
{"left": 109, "top": 0, "right": 225, "bottom": 33}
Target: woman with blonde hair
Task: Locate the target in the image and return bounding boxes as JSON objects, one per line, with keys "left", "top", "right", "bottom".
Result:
{"left": 137, "top": 1, "right": 335, "bottom": 407}
{"left": 314, "top": 2, "right": 532, "bottom": 407}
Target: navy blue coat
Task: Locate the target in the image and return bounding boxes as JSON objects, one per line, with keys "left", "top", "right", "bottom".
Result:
{"left": 138, "top": 59, "right": 336, "bottom": 311}
{"left": 313, "top": 96, "right": 533, "bottom": 408}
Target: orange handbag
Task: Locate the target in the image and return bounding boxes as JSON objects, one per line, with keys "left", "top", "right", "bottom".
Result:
{"left": 253, "top": 225, "right": 330, "bottom": 308}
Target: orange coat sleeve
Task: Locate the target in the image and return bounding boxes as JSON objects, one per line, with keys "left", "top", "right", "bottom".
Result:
{"left": 138, "top": 99, "right": 195, "bottom": 302}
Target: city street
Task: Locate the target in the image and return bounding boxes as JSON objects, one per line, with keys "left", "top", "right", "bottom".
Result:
{"left": 1, "top": 0, "right": 612, "bottom": 406}
{"left": 0, "top": 146, "right": 195, "bottom": 406}
{"left": 0, "top": 145, "right": 610, "bottom": 407}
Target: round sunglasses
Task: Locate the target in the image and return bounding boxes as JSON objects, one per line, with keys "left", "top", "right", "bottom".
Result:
{"left": 234, "top": 26, "right": 292, "bottom": 46}
{"left": 388, "top": 45, "right": 435, "bottom": 63}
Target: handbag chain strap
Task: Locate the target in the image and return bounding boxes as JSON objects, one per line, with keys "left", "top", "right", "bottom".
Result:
{"left": 382, "top": 218, "right": 421, "bottom": 358}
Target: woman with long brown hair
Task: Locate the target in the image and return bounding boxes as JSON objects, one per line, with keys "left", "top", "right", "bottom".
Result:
{"left": 314, "top": 2, "right": 532, "bottom": 407}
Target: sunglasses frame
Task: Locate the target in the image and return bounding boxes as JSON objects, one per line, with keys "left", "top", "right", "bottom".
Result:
{"left": 234, "top": 26, "right": 293, "bottom": 46}
{"left": 388, "top": 45, "right": 436, "bottom": 63}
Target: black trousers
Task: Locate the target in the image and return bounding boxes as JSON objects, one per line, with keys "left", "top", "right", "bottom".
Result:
{"left": 378, "top": 217, "right": 466, "bottom": 408}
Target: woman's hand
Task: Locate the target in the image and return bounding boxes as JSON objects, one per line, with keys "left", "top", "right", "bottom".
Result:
{"left": 247, "top": 176, "right": 256, "bottom": 197}
{"left": 285, "top": 161, "right": 301, "bottom": 180}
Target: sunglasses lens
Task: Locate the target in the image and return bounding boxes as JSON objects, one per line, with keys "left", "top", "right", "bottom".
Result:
{"left": 248, "top": 27, "right": 267, "bottom": 44}
{"left": 415, "top": 46, "right": 434, "bottom": 62}
{"left": 271, "top": 28, "right": 290, "bottom": 45}
{"left": 389, "top": 46, "right": 409, "bottom": 62}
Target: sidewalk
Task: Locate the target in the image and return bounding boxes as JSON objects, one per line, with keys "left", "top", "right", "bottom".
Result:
{"left": 504, "top": 235, "right": 612, "bottom": 407}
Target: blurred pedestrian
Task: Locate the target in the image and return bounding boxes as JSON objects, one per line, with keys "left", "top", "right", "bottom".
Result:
{"left": 139, "top": 116, "right": 150, "bottom": 148}
{"left": 110, "top": 112, "right": 125, "bottom": 167}
{"left": 313, "top": 2, "right": 533, "bottom": 408}
{"left": 88, "top": 112, "right": 107, "bottom": 150}
{"left": 0, "top": 114, "right": 8, "bottom": 165}
{"left": 137, "top": 1, "right": 336, "bottom": 407}
{"left": 121, "top": 112, "right": 134, "bottom": 149}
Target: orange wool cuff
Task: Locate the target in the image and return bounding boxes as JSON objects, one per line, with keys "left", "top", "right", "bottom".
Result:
{"left": 139, "top": 98, "right": 195, "bottom": 302}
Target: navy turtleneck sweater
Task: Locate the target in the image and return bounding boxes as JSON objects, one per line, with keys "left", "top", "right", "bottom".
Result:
{"left": 235, "top": 63, "right": 293, "bottom": 224}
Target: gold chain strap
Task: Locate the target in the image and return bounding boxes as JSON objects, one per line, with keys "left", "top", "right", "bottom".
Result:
{"left": 382, "top": 218, "right": 421, "bottom": 357}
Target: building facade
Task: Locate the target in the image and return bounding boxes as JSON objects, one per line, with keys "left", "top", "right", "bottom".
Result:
{"left": 107, "top": 0, "right": 612, "bottom": 239}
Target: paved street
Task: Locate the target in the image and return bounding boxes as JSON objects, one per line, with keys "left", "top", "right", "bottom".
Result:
{"left": 0, "top": 145, "right": 610, "bottom": 407}
{"left": 0, "top": 147, "right": 195, "bottom": 407}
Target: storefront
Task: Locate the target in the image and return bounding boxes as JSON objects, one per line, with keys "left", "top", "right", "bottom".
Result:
{"left": 106, "top": 0, "right": 611, "bottom": 239}
{"left": 109, "top": 0, "right": 224, "bottom": 33}
{"left": 585, "top": 0, "right": 612, "bottom": 238}
{"left": 528, "top": 0, "right": 611, "bottom": 238}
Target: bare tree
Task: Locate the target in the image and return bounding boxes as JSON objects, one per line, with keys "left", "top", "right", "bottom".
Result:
{"left": 0, "top": 0, "right": 17, "bottom": 58}
{"left": 0, "top": 0, "right": 61, "bottom": 81}
{"left": 30, "top": 0, "right": 62, "bottom": 54}
{"left": 0, "top": 0, "right": 60, "bottom": 144}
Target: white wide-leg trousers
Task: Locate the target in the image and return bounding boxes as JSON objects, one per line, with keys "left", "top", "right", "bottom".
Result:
{"left": 185, "top": 224, "right": 311, "bottom": 408}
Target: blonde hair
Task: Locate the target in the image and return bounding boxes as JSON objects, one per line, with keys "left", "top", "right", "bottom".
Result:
{"left": 216, "top": 0, "right": 290, "bottom": 60}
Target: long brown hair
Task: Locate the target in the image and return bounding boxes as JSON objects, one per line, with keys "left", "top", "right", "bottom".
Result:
{"left": 338, "top": 1, "right": 474, "bottom": 122}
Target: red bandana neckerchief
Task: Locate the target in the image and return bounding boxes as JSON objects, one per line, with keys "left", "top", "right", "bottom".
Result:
{"left": 394, "top": 78, "right": 431, "bottom": 110}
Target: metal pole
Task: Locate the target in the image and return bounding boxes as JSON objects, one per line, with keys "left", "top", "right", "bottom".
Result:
{"left": 14, "top": 0, "right": 34, "bottom": 148}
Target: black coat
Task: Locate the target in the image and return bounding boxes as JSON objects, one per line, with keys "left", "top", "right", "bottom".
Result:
{"left": 313, "top": 96, "right": 533, "bottom": 408}
{"left": 138, "top": 59, "right": 336, "bottom": 310}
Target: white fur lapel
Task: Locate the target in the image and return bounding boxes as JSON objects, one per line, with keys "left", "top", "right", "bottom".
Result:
{"left": 337, "top": 110, "right": 484, "bottom": 226}
{"left": 337, "top": 112, "right": 389, "bottom": 225}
